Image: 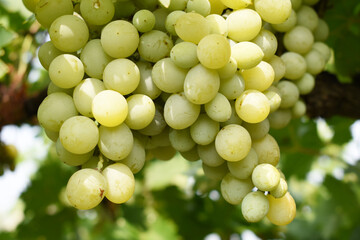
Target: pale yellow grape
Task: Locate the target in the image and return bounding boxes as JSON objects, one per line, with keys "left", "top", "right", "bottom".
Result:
{"left": 304, "top": 49, "right": 326, "bottom": 75}
{"left": 184, "top": 64, "right": 220, "bottom": 104}
{"left": 80, "top": 0, "right": 115, "bottom": 26}
{"left": 198, "top": 142, "right": 225, "bottom": 167}
{"left": 268, "top": 55, "right": 286, "bottom": 82}
{"left": 231, "top": 42, "right": 263, "bottom": 70}
{"left": 103, "top": 59, "right": 140, "bottom": 95}
{"left": 164, "top": 92, "right": 201, "bottom": 129}
{"left": 204, "top": 93, "right": 232, "bottom": 122}
{"left": 235, "top": 90, "right": 270, "bottom": 123}
{"left": 37, "top": 92, "right": 78, "bottom": 132}
{"left": 281, "top": 52, "right": 307, "bottom": 80}
{"left": 66, "top": 169, "right": 107, "bottom": 210}
{"left": 151, "top": 146, "right": 177, "bottom": 160}
{"left": 80, "top": 39, "right": 113, "bottom": 79}
{"left": 44, "top": 128, "right": 59, "bottom": 142}
{"left": 219, "top": 72, "right": 245, "bottom": 100}
{"left": 134, "top": 61, "right": 162, "bottom": 99}
{"left": 226, "top": 9, "right": 262, "bottom": 42}
{"left": 59, "top": 116, "right": 99, "bottom": 155}
{"left": 102, "top": 163, "right": 135, "bottom": 204}
{"left": 290, "top": 0, "right": 302, "bottom": 10}
{"left": 221, "top": 101, "right": 243, "bottom": 127}
{"left": 81, "top": 156, "right": 101, "bottom": 170}
{"left": 180, "top": 146, "right": 200, "bottom": 162}
{"left": 272, "top": 9, "right": 297, "bottom": 32}
{"left": 56, "top": 138, "right": 94, "bottom": 166}
{"left": 242, "top": 118, "right": 270, "bottom": 140}
{"left": 22, "top": 0, "right": 40, "bottom": 13}
{"left": 220, "top": 0, "right": 251, "bottom": 9}
{"left": 49, "top": 15, "right": 88, "bottom": 53}
{"left": 138, "top": 30, "right": 174, "bottom": 62}
{"left": 169, "top": 128, "right": 196, "bottom": 152}
{"left": 35, "top": 0, "right": 73, "bottom": 28}
{"left": 220, "top": 173, "right": 253, "bottom": 204}
{"left": 313, "top": 19, "right": 329, "bottom": 41}
{"left": 47, "top": 82, "right": 73, "bottom": 96}
{"left": 170, "top": 41, "right": 199, "bottom": 69}
{"left": 268, "top": 109, "right": 292, "bottom": 129}
{"left": 205, "top": 14, "right": 228, "bottom": 37}
{"left": 252, "top": 29, "right": 277, "bottom": 61}
{"left": 215, "top": 124, "right": 251, "bottom": 162}
{"left": 267, "top": 192, "right": 296, "bottom": 226}
{"left": 190, "top": 114, "right": 220, "bottom": 145}
{"left": 92, "top": 90, "right": 128, "bottom": 127}
{"left": 295, "top": 72, "right": 315, "bottom": 95}
{"left": 121, "top": 138, "right": 146, "bottom": 174}
{"left": 139, "top": 107, "right": 167, "bottom": 136}
{"left": 252, "top": 134, "right": 280, "bottom": 166}
{"left": 165, "top": 10, "right": 186, "bottom": 36}
{"left": 209, "top": 0, "right": 225, "bottom": 14}
{"left": 197, "top": 34, "right": 231, "bottom": 69}
{"left": 175, "top": 12, "right": 210, "bottom": 44}
{"left": 101, "top": 20, "right": 139, "bottom": 58}
{"left": 242, "top": 61, "right": 274, "bottom": 92}
{"left": 125, "top": 94, "right": 155, "bottom": 130}
{"left": 186, "top": 0, "right": 211, "bottom": 16}
{"left": 98, "top": 123, "right": 134, "bottom": 161}
{"left": 277, "top": 80, "right": 300, "bottom": 108}
{"left": 297, "top": 5, "right": 319, "bottom": 31}
{"left": 151, "top": 58, "right": 188, "bottom": 93}
{"left": 292, "top": 100, "right": 307, "bottom": 118}
{"left": 264, "top": 87, "right": 282, "bottom": 113}
{"left": 227, "top": 148, "right": 258, "bottom": 179}
{"left": 252, "top": 163, "right": 280, "bottom": 191}
{"left": 38, "top": 41, "right": 65, "bottom": 70}
{"left": 241, "top": 191, "right": 269, "bottom": 223}
{"left": 254, "top": 0, "right": 292, "bottom": 24}
{"left": 283, "top": 26, "right": 314, "bottom": 54}
{"left": 312, "top": 42, "right": 331, "bottom": 63}
{"left": 159, "top": 0, "right": 187, "bottom": 11}
{"left": 153, "top": 8, "right": 169, "bottom": 32}
{"left": 217, "top": 57, "right": 237, "bottom": 80}
{"left": 132, "top": 9, "right": 156, "bottom": 33}
{"left": 202, "top": 162, "right": 228, "bottom": 181}
{"left": 270, "top": 177, "right": 288, "bottom": 198}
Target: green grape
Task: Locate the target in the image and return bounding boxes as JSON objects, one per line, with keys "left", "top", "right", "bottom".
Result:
{"left": 121, "top": 138, "right": 146, "bottom": 174}
{"left": 37, "top": 92, "right": 78, "bottom": 132}
{"left": 164, "top": 92, "right": 201, "bottom": 129}
{"left": 59, "top": 116, "right": 99, "bottom": 154}
{"left": 313, "top": 19, "right": 329, "bottom": 41}
{"left": 268, "top": 55, "right": 286, "bottom": 83}
{"left": 190, "top": 114, "right": 220, "bottom": 145}
{"left": 80, "top": 0, "right": 115, "bottom": 26}
{"left": 113, "top": 0, "right": 136, "bottom": 19}
{"left": 204, "top": 93, "right": 232, "bottom": 122}
{"left": 159, "top": 0, "right": 188, "bottom": 11}
{"left": 227, "top": 148, "right": 258, "bottom": 179}
{"left": 271, "top": 10, "right": 297, "bottom": 32}
{"left": 290, "top": 0, "right": 302, "bottom": 10}
{"left": 197, "top": 34, "right": 231, "bottom": 69}
{"left": 198, "top": 142, "right": 225, "bottom": 167}
{"left": 219, "top": 72, "right": 245, "bottom": 100}
{"left": 312, "top": 42, "right": 331, "bottom": 63}
{"left": 202, "top": 162, "right": 228, "bottom": 181}
{"left": 102, "top": 163, "right": 135, "bottom": 204}
{"left": 242, "top": 61, "right": 275, "bottom": 92}
{"left": 281, "top": 52, "right": 307, "bottom": 80}
{"left": 80, "top": 39, "right": 113, "bottom": 79}
{"left": 186, "top": 0, "right": 211, "bottom": 16}
{"left": 215, "top": 124, "right": 251, "bottom": 162}
{"left": 252, "top": 29, "right": 278, "bottom": 61}
{"left": 174, "top": 12, "right": 210, "bottom": 44}
{"left": 268, "top": 109, "right": 292, "bottom": 129}
{"left": 184, "top": 64, "right": 220, "bottom": 104}
{"left": 44, "top": 128, "right": 59, "bottom": 142}
{"left": 138, "top": 107, "right": 167, "bottom": 136}
{"left": 296, "top": 5, "right": 319, "bottom": 31}
{"left": 47, "top": 82, "right": 73, "bottom": 96}
{"left": 103, "top": 58, "right": 140, "bottom": 95}
{"left": 252, "top": 134, "right": 280, "bottom": 166}
{"left": 241, "top": 191, "right": 269, "bottom": 223}
{"left": 101, "top": 20, "right": 139, "bottom": 58}
{"left": 170, "top": 41, "right": 199, "bottom": 69}
{"left": 252, "top": 163, "right": 280, "bottom": 191}
{"left": 217, "top": 57, "right": 237, "bottom": 80}
{"left": 169, "top": 128, "right": 196, "bottom": 152}
{"left": 295, "top": 72, "right": 315, "bottom": 95}
{"left": 133, "top": 0, "right": 158, "bottom": 11}
{"left": 145, "top": 127, "right": 171, "bottom": 149}
{"left": 220, "top": 100, "right": 243, "bottom": 127}
{"left": 66, "top": 168, "right": 107, "bottom": 210}
{"left": 180, "top": 146, "right": 200, "bottom": 162}
{"left": 254, "top": 0, "right": 292, "bottom": 24}
{"left": 35, "top": 0, "right": 73, "bottom": 28}
{"left": 49, "top": 54, "right": 84, "bottom": 89}
{"left": 98, "top": 123, "right": 134, "bottom": 161}
{"left": 266, "top": 192, "right": 296, "bottom": 226}
{"left": 153, "top": 8, "right": 170, "bottom": 32}
{"left": 221, "top": 173, "right": 253, "bottom": 204}
{"left": 231, "top": 41, "right": 264, "bottom": 70}
{"left": 38, "top": 41, "right": 65, "bottom": 70}
{"left": 304, "top": 49, "right": 326, "bottom": 75}
{"left": 226, "top": 9, "right": 262, "bottom": 42}
{"left": 152, "top": 58, "right": 188, "bottom": 93}
{"left": 220, "top": 0, "right": 251, "bottom": 9}
{"left": 270, "top": 177, "right": 288, "bottom": 198}
{"left": 81, "top": 155, "right": 101, "bottom": 170}
{"left": 49, "top": 15, "right": 88, "bottom": 53}
{"left": 23, "top": 0, "right": 40, "bottom": 12}
{"left": 235, "top": 90, "right": 270, "bottom": 124}
{"left": 138, "top": 30, "right": 174, "bottom": 63}
{"left": 292, "top": 100, "right": 307, "bottom": 118}
{"left": 205, "top": 14, "right": 228, "bottom": 37}
{"left": 125, "top": 94, "right": 155, "bottom": 130}
{"left": 165, "top": 10, "right": 186, "bottom": 36}
{"left": 277, "top": 80, "right": 300, "bottom": 108}
{"left": 133, "top": 61, "right": 162, "bottom": 99}
{"left": 242, "top": 118, "right": 270, "bottom": 140}
{"left": 283, "top": 26, "right": 314, "bottom": 54}
{"left": 92, "top": 90, "right": 128, "bottom": 127}
{"left": 56, "top": 138, "right": 94, "bottom": 166}
{"left": 303, "top": 0, "right": 320, "bottom": 5}
{"left": 263, "top": 86, "right": 282, "bottom": 113}
{"left": 133, "top": 9, "right": 156, "bottom": 33}
{"left": 151, "top": 146, "right": 177, "bottom": 160}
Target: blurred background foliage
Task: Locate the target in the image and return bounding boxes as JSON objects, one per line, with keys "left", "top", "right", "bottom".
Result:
{"left": 0, "top": 0, "right": 360, "bottom": 239}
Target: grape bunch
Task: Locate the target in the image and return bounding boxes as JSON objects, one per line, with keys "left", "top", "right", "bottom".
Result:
{"left": 23, "top": 0, "right": 330, "bottom": 225}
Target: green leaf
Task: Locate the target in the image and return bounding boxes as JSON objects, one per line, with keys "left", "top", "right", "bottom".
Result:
{"left": 0, "top": 25, "right": 16, "bottom": 48}
{"left": 280, "top": 153, "right": 316, "bottom": 179}
{"left": 326, "top": 116, "right": 354, "bottom": 145}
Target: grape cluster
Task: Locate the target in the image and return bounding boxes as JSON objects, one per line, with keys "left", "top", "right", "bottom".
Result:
{"left": 24, "top": 0, "right": 330, "bottom": 225}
